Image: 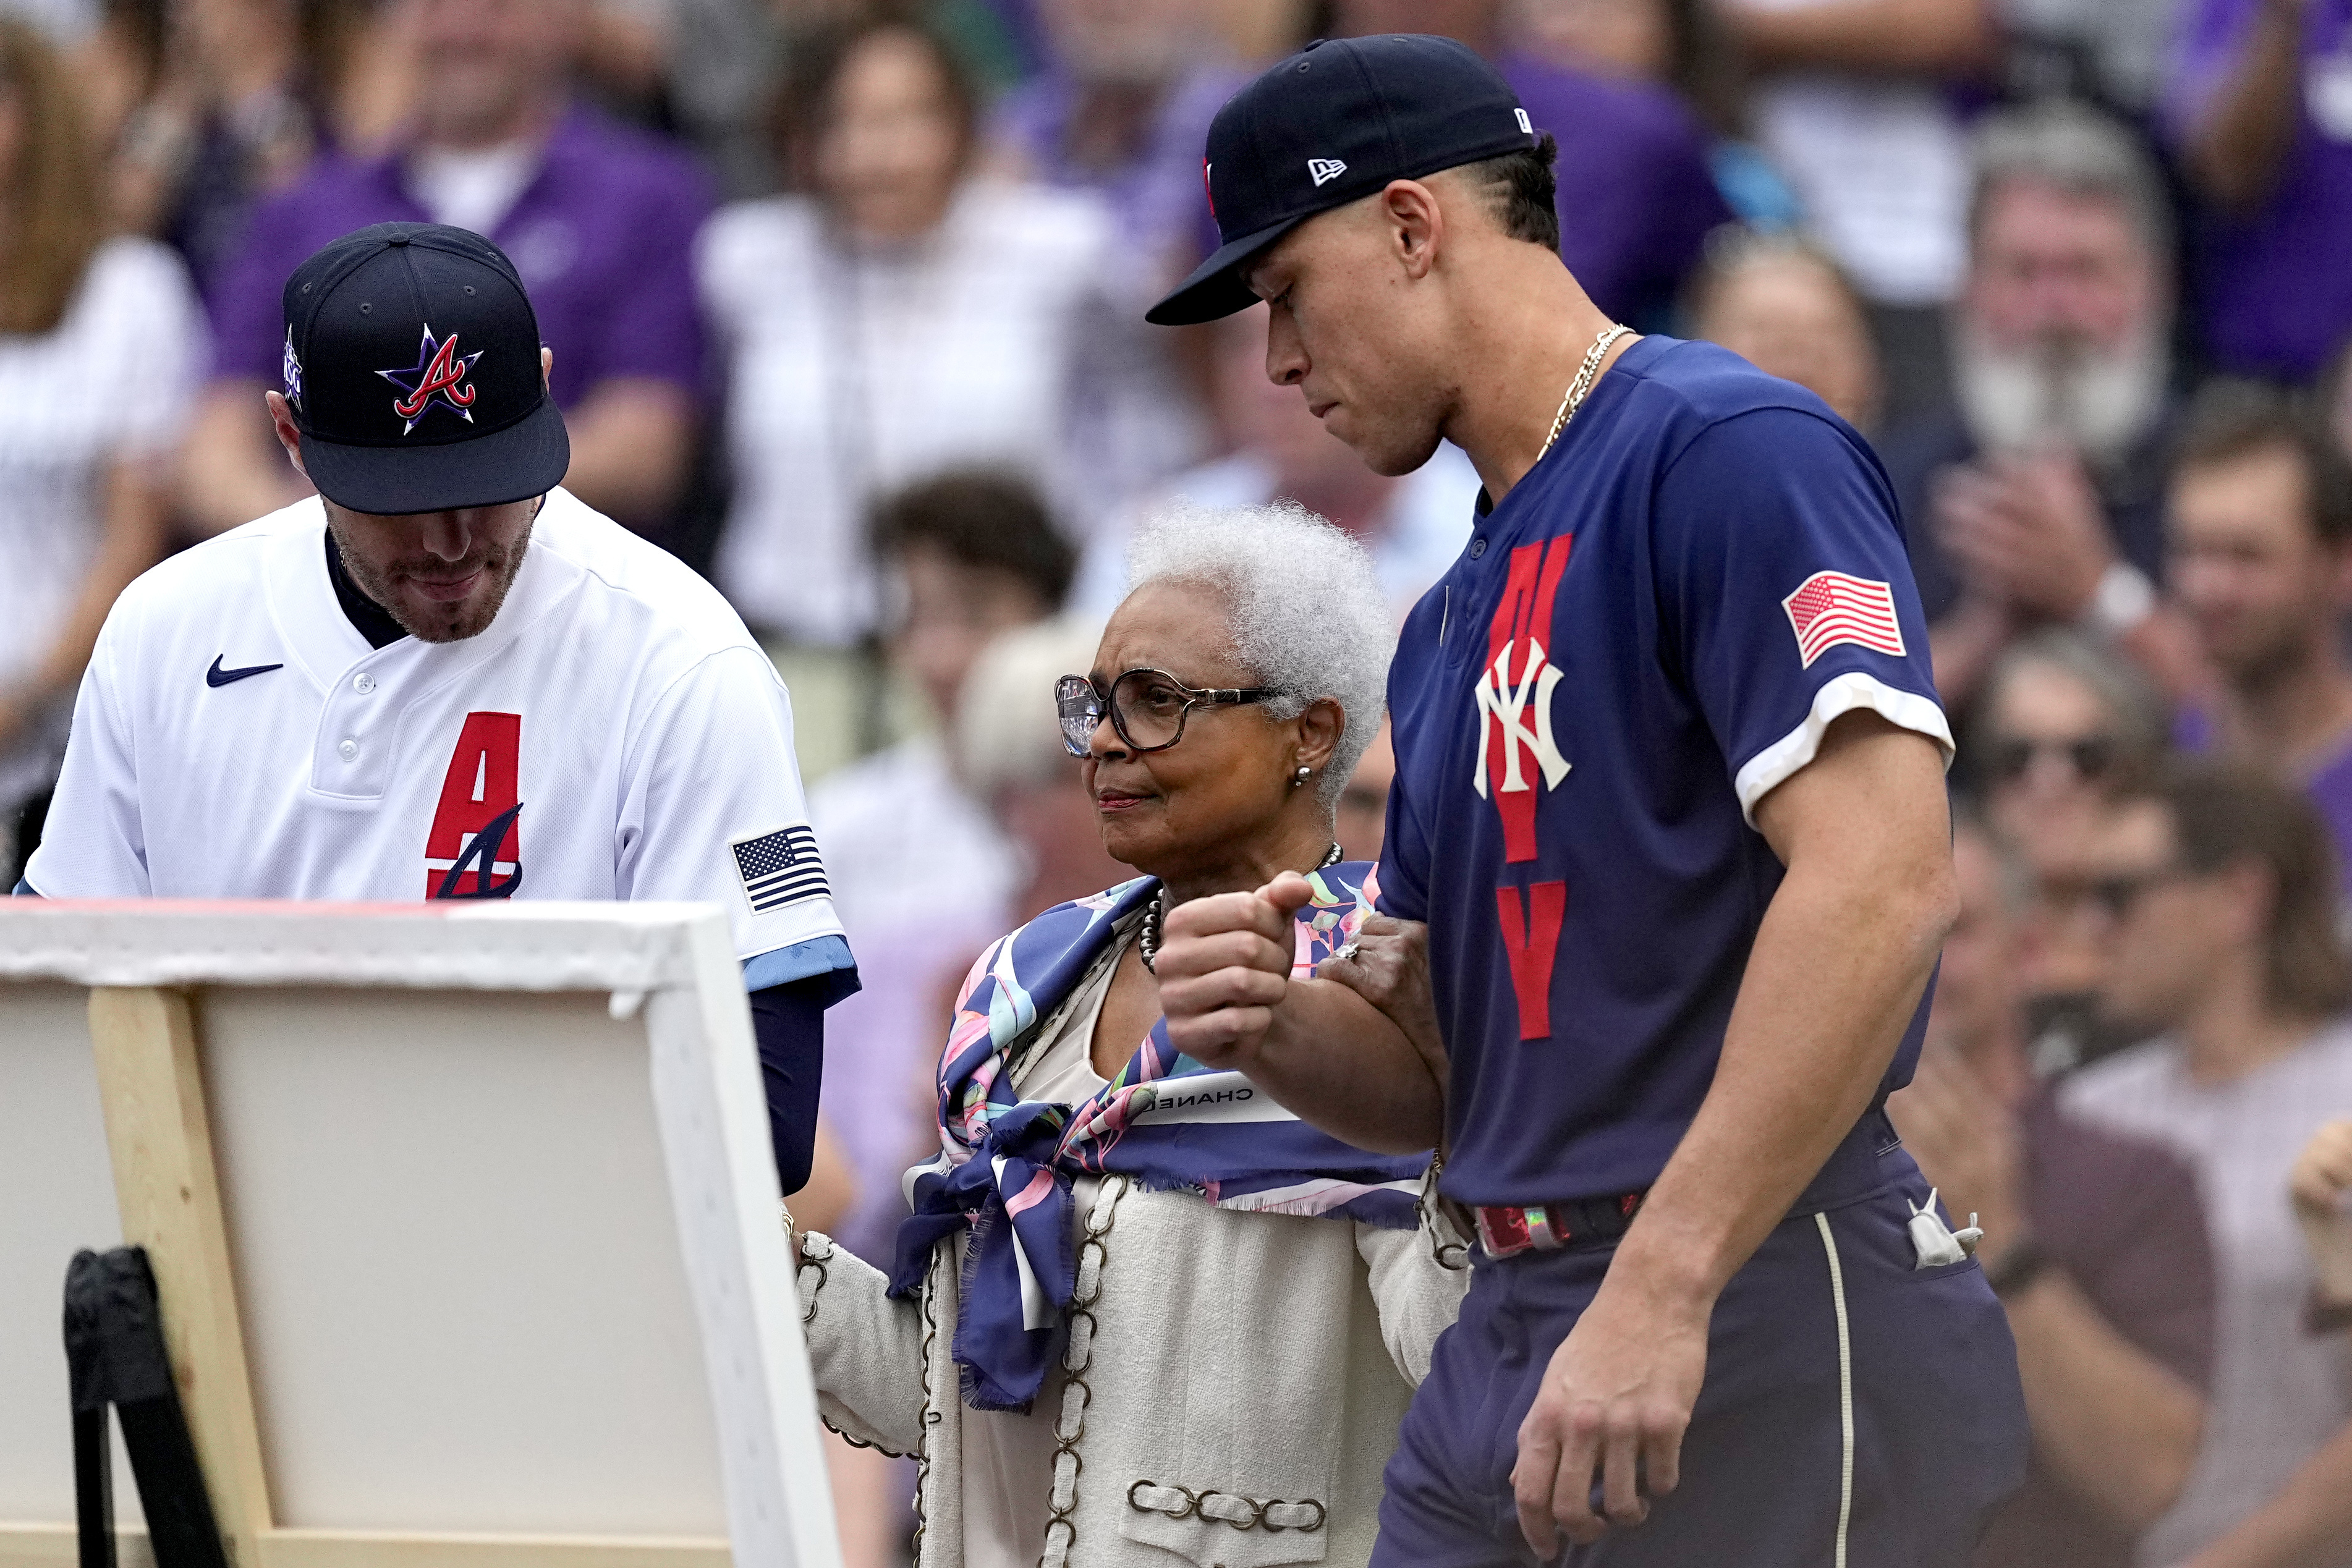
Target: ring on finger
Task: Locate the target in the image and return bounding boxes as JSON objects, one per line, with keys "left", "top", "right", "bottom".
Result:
{"left": 1335, "top": 943, "right": 1361, "bottom": 962}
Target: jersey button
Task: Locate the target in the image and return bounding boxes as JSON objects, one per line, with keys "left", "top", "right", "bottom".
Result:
{"left": 337, "top": 738, "right": 359, "bottom": 761}
{"left": 354, "top": 672, "right": 376, "bottom": 694}
{"left": 1469, "top": 537, "right": 1488, "bottom": 559}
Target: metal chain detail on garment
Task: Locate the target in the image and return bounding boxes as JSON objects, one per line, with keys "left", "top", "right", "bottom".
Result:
{"left": 792, "top": 1222, "right": 919, "bottom": 1460}
{"left": 1125, "top": 1481, "right": 1329, "bottom": 1533}
{"left": 1037, "top": 1177, "right": 1127, "bottom": 1568}
{"left": 912, "top": 1248, "right": 943, "bottom": 1559}
{"left": 1420, "top": 1153, "right": 1471, "bottom": 1272}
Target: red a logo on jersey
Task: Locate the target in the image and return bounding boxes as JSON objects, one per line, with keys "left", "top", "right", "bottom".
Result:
{"left": 1475, "top": 537, "right": 1574, "bottom": 864}
{"left": 425, "top": 711, "right": 522, "bottom": 898}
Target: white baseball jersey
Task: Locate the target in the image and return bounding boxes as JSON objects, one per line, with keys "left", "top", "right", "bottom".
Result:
{"left": 25, "top": 488, "right": 852, "bottom": 993}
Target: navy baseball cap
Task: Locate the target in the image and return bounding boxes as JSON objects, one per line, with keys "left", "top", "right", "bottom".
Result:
{"left": 279, "top": 222, "right": 569, "bottom": 515}
{"left": 1146, "top": 35, "right": 1537, "bottom": 326}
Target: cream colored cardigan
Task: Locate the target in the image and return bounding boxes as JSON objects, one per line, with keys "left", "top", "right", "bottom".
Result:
{"left": 797, "top": 1178, "right": 1471, "bottom": 1568}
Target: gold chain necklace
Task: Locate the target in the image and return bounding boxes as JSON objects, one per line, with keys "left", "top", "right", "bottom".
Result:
{"left": 1538, "top": 323, "right": 1634, "bottom": 462}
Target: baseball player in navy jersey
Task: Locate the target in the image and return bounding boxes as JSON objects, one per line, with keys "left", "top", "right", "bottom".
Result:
{"left": 17, "top": 223, "right": 857, "bottom": 1193}
{"left": 1148, "top": 37, "right": 2027, "bottom": 1566}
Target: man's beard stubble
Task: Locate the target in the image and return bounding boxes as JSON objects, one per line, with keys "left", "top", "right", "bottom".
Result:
{"left": 327, "top": 507, "right": 536, "bottom": 644}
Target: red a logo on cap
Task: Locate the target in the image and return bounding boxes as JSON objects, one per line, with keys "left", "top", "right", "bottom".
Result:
{"left": 377, "top": 324, "right": 485, "bottom": 435}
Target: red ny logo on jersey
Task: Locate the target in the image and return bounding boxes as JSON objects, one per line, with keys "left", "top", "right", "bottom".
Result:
{"left": 1476, "top": 538, "right": 1574, "bottom": 1040}
{"left": 425, "top": 711, "right": 522, "bottom": 898}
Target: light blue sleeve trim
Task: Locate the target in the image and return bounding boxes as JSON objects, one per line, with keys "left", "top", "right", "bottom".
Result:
{"left": 12, "top": 878, "right": 37, "bottom": 896}
{"left": 741, "top": 934, "right": 857, "bottom": 993}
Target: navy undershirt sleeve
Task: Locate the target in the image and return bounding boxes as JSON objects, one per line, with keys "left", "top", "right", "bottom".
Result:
{"left": 749, "top": 975, "right": 828, "bottom": 1194}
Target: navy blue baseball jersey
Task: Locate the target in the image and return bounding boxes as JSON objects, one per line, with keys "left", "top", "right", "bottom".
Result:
{"left": 1377, "top": 336, "right": 1951, "bottom": 1207}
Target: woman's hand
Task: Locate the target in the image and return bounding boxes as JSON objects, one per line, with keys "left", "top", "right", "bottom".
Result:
{"left": 1318, "top": 914, "right": 1446, "bottom": 1090}
{"left": 1154, "top": 872, "right": 1317, "bottom": 1069}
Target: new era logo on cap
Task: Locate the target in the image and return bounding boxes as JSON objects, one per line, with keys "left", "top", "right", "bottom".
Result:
{"left": 1783, "top": 571, "right": 1907, "bottom": 667}
{"left": 1147, "top": 35, "right": 1540, "bottom": 325}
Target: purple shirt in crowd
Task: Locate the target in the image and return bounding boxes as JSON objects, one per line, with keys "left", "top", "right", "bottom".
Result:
{"left": 208, "top": 104, "right": 711, "bottom": 405}
{"left": 990, "top": 65, "right": 1242, "bottom": 266}
{"left": 2168, "top": 0, "right": 2352, "bottom": 378}
{"left": 1503, "top": 54, "right": 1731, "bottom": 328}
{"left": 1975, "top": 1091, "right": 2217, "bottom": 1568}
{"left": 2176, "top": 704, "right": 2352, "bottom": 891}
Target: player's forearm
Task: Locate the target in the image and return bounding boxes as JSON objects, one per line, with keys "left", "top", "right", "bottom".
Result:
{"left": 2181, "top": 1418, "right": 2352, "bottom": 1568}
{"left": 2004, "top": 1273, "right": 2204, "bottom": 1530}
{"left": 1613, "top": 798, "right": 1953, "bottom": 1305}
{"left": 2186, "top": 0, "right": 2307, "bottom": 210}
{"left": 1252, "top": 977, "right": 1446, "bottom": 1154}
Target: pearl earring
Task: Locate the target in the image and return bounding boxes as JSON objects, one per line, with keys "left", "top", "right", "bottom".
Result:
{"left": 1293, "top": 765, "right": 1312, "bottom": 788}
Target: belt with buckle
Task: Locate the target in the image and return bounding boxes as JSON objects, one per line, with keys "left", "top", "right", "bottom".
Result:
{"left": 1474, "top": 1190, "right": 1647, "bottom": 1259}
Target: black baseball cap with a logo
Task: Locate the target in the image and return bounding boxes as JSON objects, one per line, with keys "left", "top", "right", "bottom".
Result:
{"left": 1146, "top": 34, "right": 1537, "bottom": 326}
{"left": 279, "top": 222, "right": 569, "bottom": 515}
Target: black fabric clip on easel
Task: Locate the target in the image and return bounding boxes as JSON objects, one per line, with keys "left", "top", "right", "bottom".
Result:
{"left": 62, "top": 1248, "right": 231, "bottom": 1568}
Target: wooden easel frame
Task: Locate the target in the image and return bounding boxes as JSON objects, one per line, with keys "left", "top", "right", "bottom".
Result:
{"left": 0, "top": 902, "right": 842, "bottom": 1568}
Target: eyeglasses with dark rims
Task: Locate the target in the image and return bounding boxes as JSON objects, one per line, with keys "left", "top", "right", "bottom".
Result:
{"left": 1055, "top": 668, "right": 1278, "bottom": 758}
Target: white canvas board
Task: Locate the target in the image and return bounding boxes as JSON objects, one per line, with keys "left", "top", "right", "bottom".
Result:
{"left": 0, "top": 902, "right": 840, "bottom": 1568}
{"left": 198, "top": 985, "right": 731, "bottom": 1535}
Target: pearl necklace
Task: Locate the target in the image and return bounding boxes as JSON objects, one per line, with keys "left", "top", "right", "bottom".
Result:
{"left": 1138, "top": 842, "right": 1346, "bottom": 974}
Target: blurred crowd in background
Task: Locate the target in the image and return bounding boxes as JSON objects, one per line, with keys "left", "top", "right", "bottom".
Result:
{"left": 3, "top": 0, "right": 2352, "bottom": 1561}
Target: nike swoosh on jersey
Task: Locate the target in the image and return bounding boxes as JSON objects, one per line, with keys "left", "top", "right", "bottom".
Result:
{"left": 206, "top": 656, "right": 284, "bottom": 687}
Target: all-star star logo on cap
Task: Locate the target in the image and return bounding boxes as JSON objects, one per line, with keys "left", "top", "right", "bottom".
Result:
{"left": 377, "top": 324, "right": 483, "bottom": 434}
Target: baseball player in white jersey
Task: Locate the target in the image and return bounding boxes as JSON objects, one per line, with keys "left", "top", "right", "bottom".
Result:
{"left": 19, "top": 222, "right": 856, "bottom": 1189}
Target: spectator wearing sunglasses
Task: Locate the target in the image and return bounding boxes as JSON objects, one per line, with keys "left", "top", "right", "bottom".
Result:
{"left": 2167, "top": 381, "right": 2352, "bottom": 899}
{"left": 1891, "top": 813, "right": 2217, "bottom": 1568}
{"left": 2060, "top": 763, "right": 2352, "bottom": 1567}
{"left": 792, "top": 504, "right": 1468, "bottom": 1568}
{"left": 1972, "top": 631, "right": 2173, "bottom": 1070}
{"left": 1976, "top": 629, "right": 2172, "bottom": 877}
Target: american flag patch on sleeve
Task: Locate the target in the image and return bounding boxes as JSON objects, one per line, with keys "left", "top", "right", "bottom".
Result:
{"left": 1781, "top": 570, "right": 1907, "bottom": 668}
{"left": 729, "top": 824, "right": 830, "bottom": 914}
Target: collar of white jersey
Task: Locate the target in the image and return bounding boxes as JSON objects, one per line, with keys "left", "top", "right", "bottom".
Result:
{"left": 262, "top": 488, "right": 591, "bottom": 690}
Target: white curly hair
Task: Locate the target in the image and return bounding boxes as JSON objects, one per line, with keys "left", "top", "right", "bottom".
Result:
{"left": 1124, "top": 501, "right": 1395, "bottom": 813}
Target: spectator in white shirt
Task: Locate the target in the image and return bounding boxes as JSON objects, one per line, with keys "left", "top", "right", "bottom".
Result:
{"left": 700, "top": 14, "right": 1127, "bottom": 648}
{"left": 2170, "top": 1118, "right": 2352, "bottom": 1568}
{"left": 809, "top": 469, "right": 1077, "bottom": 1271}
{"left": 0, "top": 19, "right": 201, "bottom": 882}
{"left": 2060, "top": 763, "right": 2352, "bottom": 1566}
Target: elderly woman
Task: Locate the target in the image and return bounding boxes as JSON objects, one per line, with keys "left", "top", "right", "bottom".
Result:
{"left": 792, "top": 505, "right": 1468, "bottom": 1568}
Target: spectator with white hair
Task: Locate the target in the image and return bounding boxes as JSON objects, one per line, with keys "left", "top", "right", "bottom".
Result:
{"left": 791, "top": 503, "right": 1468, "bottom": 1568}
{"left": 1879, "top": 101, "right": 2189, "bottom": 709}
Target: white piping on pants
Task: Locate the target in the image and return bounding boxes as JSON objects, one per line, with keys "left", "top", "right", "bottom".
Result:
{"left": 1814, "top": 1211, "right": 1855, "bottom": 1568}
